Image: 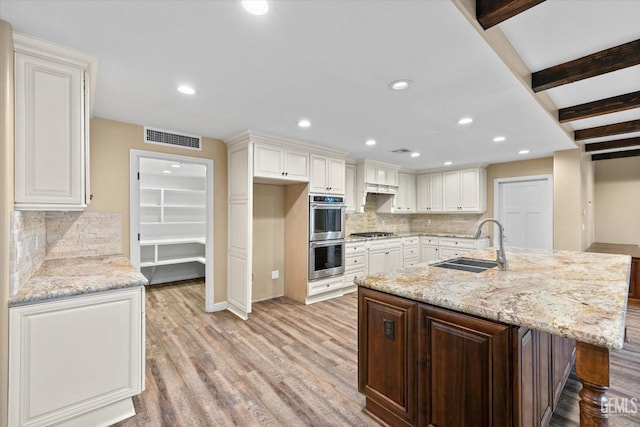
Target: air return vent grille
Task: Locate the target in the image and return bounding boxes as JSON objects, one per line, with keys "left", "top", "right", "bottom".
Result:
{"left": 144, "top": 126, "right": 202, "bottom": 151}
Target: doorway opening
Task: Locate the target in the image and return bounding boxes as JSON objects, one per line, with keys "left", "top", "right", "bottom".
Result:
{"left": 130, "top": 149, "right": 215, "bottom": 312}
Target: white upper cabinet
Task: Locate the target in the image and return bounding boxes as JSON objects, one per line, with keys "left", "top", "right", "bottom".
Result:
{"left": 378, "top": 172, "right": 416, "bottom": 214}
{"left": 417, "top": 172, "right": 443, "bottom": 213}
{"left": 365, "top": 163, "right": 398, "bottom": 186}
{"left": 442, "top": 168, "right": 486, "bottom": 213}
{"left": 310, "top": 154, "right": 345, "bottom": 194}
{"left": 344, "top": 163, "right": 356, "bottom": 212}
{"left": 14, "top": 34, "right": 96, "bottom": 211}
{"left": 253, "top": 142, "right": 309, "bottom": 182}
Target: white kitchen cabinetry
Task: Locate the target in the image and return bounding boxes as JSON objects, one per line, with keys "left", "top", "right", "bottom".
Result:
{"left": 420, "top": 236, "right": 440, "bottom": 262}
{"left": 14, "top": 34, "right": 97, "bottom": 211}
{"left": 9, "top": 287, "right": 144, "bottom": 427}
{"left": 344, "top": 163, "right": 357, "bottom": 213}
{"left": 139, "top": 171, "right": 206, "bottom": 284}
{"left": 310, "top": 154, "right": 345, "bottom": 194}
{"left": 344, "top": 241, "right": 367, "bottom": 292}
{"left": 438, "top": 236, "right": 490, "bottom": 259}
{"left": 402, "top": 236, "right": 420, "bottom": 267}
{"left": 367, "top": 238, "right": 402, "bottom": 274}
{"left": 442, "top": 168, "right": 486, "bottom": 213}
{"left": 354, "top": 160, "right": 401, "bottom": 212}
{"left": 378, "top": 172, "right": 415, "bottom": 213}
{"left": 417, "top": 173, "right": 443, "bottom": 213}
{"left": 254, "top": 142, "right": 309, "bottom": 182}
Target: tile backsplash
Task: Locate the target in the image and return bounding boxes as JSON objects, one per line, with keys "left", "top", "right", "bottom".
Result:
{"left": 346, "top": 193, "right": 487, "bottom": 237}
{"left": 10, "top": 211, "right": 46, "bottom": 296}
{"left": 9, "top": 211, "right": 122, "bottom": 296}
{"left": 46, "top": 212, "right": 121, "bottom": 260}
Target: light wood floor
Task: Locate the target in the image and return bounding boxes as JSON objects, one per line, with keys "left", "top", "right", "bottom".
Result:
{"left": 116, "top": 281, "right": 640, "bottom": 427}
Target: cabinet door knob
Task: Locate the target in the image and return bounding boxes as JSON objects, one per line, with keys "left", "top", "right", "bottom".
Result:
{"left": 354, "top": 260, "right": 358, "bottom": 263}
{"left": 285, "top": 172, "right": 289, "bottom": 176}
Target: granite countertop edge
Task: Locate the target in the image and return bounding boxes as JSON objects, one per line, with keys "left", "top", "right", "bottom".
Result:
{"left": 346, "top": 232, "right": 488, "bottom": 242}
{"left": 355, "top": 247, "right": 630, "bottom": 350}
{"left": 9, "top": 255, "right": 148, "bottom": 307}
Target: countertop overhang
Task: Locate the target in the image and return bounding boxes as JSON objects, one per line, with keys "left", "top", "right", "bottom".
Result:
{"left": 355, "top": 247, "right": 630, "bottom": 349}
{"left": 9, "top": 255, "right": 148, "bottom": 306}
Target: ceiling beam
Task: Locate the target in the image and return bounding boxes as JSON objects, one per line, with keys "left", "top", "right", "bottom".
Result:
{"left": 559, "top": 91, "right": 640, "bottom": 123}
{"left": 592, "top": 149, "right": 640, "bottom": 161}
{"left": 584, "top": 136, "right": 640, "bottom": 153}
{"left": 532, "top": 39, "right": 640, "bottom": 92}
{"left": 476, "top": 0, "right": 546, "bottom": 30}
{"left": 574, "top": 119, "right": 640, "bottom": 141}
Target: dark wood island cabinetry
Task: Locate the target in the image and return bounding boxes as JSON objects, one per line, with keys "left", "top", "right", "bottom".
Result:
{"left": 359, "top": 287, "right": 575, "bottom": 427}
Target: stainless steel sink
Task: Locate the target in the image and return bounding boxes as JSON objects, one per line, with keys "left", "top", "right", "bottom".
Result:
{"left": 432, "top": 257, "right": 499, "bottom": 273}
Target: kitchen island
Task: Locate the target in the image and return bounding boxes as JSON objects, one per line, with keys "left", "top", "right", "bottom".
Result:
{"left": 355, "top": 247, "right": 630, "bottom": 427}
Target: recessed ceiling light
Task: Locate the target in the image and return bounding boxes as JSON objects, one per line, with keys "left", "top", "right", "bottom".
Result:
{"left": 297, "top": 119, "right": 311, "bottom": 128}
{"left": 242, "top": 0, "right": 269, "bottom": 15}
{"left": 493, "top": 136, "right": 506, "bottom": 142}
{"left": 458, "top": 117, "right": 473, "bottom": 125}
{"left": 388, "top": 79, "right": 412, "bottom": 91}
{"left": 410, "top": 152, "right": 420, "bottom": 158}
{"left": 519, "top": 149, "right": 530, "bottom": 155}
{"left": 163, "top": 170, "right": 172, "bottom": 174}
{"left": 365, "top": 139, "right": 376, "bottom": 146}
{"left": 171, "top": 164, "right": 181, "bottom": 168}
{"left": 444, "top": 161, "right": 453, "bottom": 166}
{"left": 177, "top": 85, "right": 196, "bottom": 95}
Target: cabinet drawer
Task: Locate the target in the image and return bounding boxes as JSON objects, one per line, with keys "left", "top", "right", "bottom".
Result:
{"left": 421, "top": 236, "right": 439, "bottom": 245}
{"left": 346, "top": 242, "right": 366, "bottom": 254}
{"left": 404, "top": 246, "right": 419, "bottom": 258}
{"left": 344, "top": 269, "right": 366, "bottom": 287}
{"left": 367, "top": 238, "right": 402, "bottom": 251}
{"left": 439, "top": 238, "right": 476, "bottom": 249}
{"left": 404, "top": 258, "right": 419, "bottom": 268}
{"left": 308, "top": 277, "right": 344, "bottom": 296}
{"left": 345, "top": 254, "right": 365, "bottom": 269}
{"left": 439, "top": 247, "right": 471, "bottom": 259}
{"left": 402, "top": 236, "right": 419, "bottom": 246}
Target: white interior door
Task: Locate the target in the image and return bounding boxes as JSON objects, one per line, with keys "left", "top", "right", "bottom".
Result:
{"left": 495, "top": 175, "right": 553, "bottom": 249}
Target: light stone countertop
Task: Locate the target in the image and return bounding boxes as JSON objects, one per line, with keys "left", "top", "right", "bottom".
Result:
{"left": 355, "top": 247, "right": 630, "bottom": 349}
{"left": 345, "top": 232, "right": 487, "bottom": 242}
{"left": 9, "top": 255, "right": 148, "bottom": 306}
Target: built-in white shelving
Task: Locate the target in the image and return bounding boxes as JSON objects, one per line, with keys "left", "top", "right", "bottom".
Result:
{"left": 138, "top": 163, "right": 206, "bottom": 284}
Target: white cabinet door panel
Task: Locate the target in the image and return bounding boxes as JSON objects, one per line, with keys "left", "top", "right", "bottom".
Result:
{"left": 283, "top": 149, "right": 309, "bottom": 181}
{"left": 442, "top": 170, "right": 460, "bottom": 211}
{"left": 254, "top": 144, "right": 284, "bottom": 178}
{"left": 9, "top": 288, "right": 143, "bottom": 427}
{"left": 327, "top": 157, "right": 345, "bottom": 194}
{"left": 309, "top": 155, "right": 328, "bottom": 193}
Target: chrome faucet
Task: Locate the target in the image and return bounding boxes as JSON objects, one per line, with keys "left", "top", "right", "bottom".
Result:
{"left": 474, "top": 218, "right": 508, "bottom": 270}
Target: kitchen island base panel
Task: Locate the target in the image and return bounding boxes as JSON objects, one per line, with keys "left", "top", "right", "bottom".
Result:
{"left": 576, "top": 342, "right": 610, "bottom": 427}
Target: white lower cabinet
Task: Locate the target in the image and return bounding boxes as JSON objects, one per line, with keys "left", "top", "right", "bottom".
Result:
{"left": 9, "top": 287, "right": 145, "bottom": 427}
{"left": 367, "top": 238, "right": 402, "bottom": 274}
{"left": 402, "top": 236, "right": 420, "bottom": 267}
{"left": 344, "top": 241, "right": 367, "bottom": 291}
{"left": 308, "top": 276, "right": 344, "bottom": 298}
{"left": 420, "top": 236, "right": 440, "bottom": 262}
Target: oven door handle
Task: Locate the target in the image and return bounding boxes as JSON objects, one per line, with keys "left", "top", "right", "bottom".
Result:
{"left": 310, "top": 203, "right": 346, "bottom": 209}
{"left": 309, "top": 240, "right": 346, "bottom": 248}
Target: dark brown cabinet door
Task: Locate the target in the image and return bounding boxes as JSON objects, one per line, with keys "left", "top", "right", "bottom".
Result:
{"left": 358, "top": 288, "right": 417, "bottom": 426}
{"left": 551, "top": 335, "right": 575, "bottom": 410}
{"left": 631, "top": 258, "right": 640, "bottom": 299}
{"left": 536, "top": 331, "right": 553, "bottom": 426}
{"left": 417, "top": 305, "right": 511, "bottom": 427}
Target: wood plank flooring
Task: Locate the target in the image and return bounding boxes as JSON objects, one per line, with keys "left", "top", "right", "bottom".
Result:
{"left": 116, "top": 281, "right": 640, "bottom": 427}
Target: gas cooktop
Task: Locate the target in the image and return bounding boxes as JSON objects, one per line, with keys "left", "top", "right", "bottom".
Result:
{"left": 350, "top": 232, "right": 395, "bottom": 238}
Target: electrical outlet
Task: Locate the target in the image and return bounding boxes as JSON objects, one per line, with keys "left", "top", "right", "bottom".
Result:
{"left": 272, "top": 270, "right": 279, "bottom": 279}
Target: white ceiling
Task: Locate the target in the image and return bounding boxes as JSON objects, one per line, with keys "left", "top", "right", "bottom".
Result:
{"left": 1, "top": 0, "right": 637, "bottom": 169}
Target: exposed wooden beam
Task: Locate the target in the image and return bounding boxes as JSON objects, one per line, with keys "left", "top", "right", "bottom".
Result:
{"left": 584, "top": 136, "right": 640, "bottom": 153}
{"left": 532, "top": 39, "right": 640, "bottom": 92}
{"left": 559, "top": 91, "right": 640, "bottom": 123}
{"left": 592, "top": 149, "right": 640, "bottom": 161}
{"left": 476, "top": 0, "right": 546, "bottom": 29}
{"left": 575, "top": 119, "right": 640, "bottom": 141}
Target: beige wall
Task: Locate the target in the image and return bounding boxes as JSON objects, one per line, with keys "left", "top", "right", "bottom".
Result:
{"left": 0, "top": 20, "right": 14, "bottom": 427}
{"left": 252, "top": 184, "right": 285, "bottom": 301}
{"left": 594, "top": 157, "right": 640, "bottom": 245}
{"left": 88, "top": 118, "right": 228, "bottom": 301}
{"left": 553, "top": 149, "right": 584, "bottom": 251}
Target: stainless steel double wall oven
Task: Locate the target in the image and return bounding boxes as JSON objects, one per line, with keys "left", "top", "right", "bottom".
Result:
{"left": 308, "top": 195, "right": 346, "bottom": 280}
